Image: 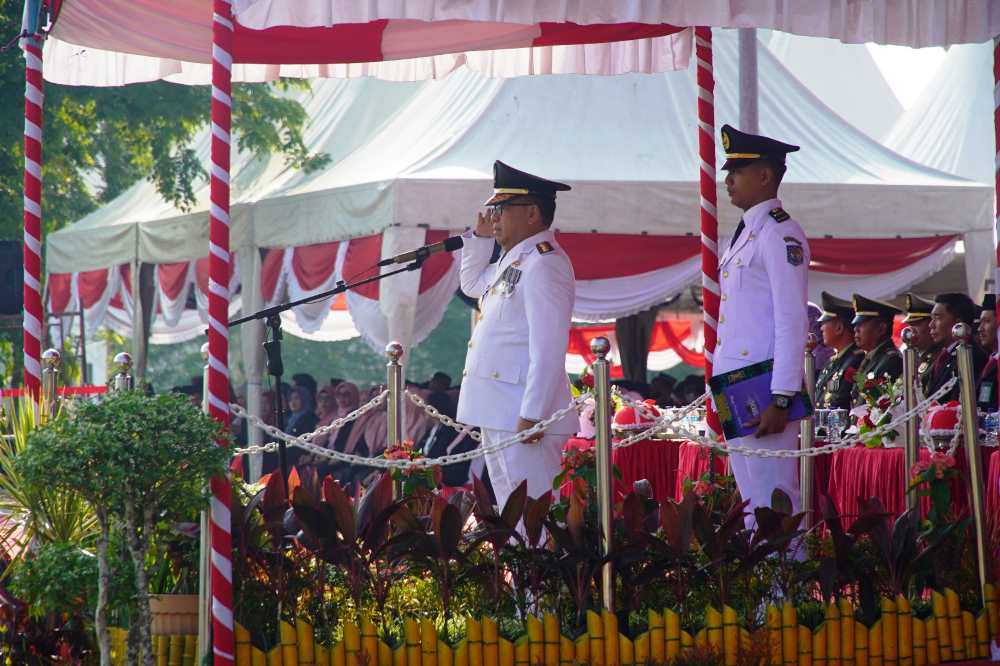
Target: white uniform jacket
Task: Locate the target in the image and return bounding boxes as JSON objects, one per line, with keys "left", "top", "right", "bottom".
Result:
{"left": 456, "top": 228, "right": 577, "bottom": 435}
{"left": 714, "top": 198, "right": 810, "bottom": 396}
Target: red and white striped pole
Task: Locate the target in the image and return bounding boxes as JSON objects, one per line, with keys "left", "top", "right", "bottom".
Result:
{"left": 209, "top": 0, "right": 235, "bottom": 663}
{"left": 22, "top": 33, "right": 44, "bottom": 402}
{"left": 696, "top": 27, "right": 721, "bottom": 439}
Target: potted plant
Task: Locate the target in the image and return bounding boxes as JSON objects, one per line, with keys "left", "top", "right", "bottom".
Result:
{"left": 17, "top": 390, "right": 231, "bottom": 666}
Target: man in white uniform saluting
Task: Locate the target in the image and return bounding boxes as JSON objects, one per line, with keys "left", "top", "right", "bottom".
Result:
{"left": 457, "top": 161, "right": 577, "bottom": 508}
{"left": 714, "top": 124, "right": 810, "bottom": 519}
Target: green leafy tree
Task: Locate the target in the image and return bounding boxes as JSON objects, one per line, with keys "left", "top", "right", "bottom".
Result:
{"left": 18, "top": 391, "right": 232, "bottom": 666}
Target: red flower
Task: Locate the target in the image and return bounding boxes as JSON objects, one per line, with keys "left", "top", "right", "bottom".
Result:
{"left": 844, "top": 367, "right": 857, "bottom": 384}
{"left": 581, "top": 374, "right": 594, "bottom": 388}
{"left": 877, "top": 396, "right": 891, "bottom": 410}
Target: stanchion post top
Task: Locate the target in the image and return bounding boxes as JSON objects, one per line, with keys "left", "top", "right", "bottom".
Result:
{"left": 901, "top": 326, "right": 916, "bottom": 346}
{"left": 805, "top": 333, "right": 818, "bottom": 353}
{"left": 200, "top": 342, "right": 210, "bottom": 362}
{"left": 590, "top": 336, "right": 611, "bottom": 358}
{"left": 386, "top": 341, "right": 404, "bottom": 363}
{"left": 952, "top": 322, "right": 972, "bottom": 343}
{"left": 113, "top": 352, "right": 133, "bottom": 369}
{"left": 42, "top": 348, "right": 60, "bottom": 368}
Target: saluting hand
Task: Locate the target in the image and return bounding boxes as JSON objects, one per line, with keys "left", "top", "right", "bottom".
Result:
{"left": 748, "top": 404, "right": 789, "bottom": 438}
{"left": 474, "top": 209, "right": 496, "bottom": 238}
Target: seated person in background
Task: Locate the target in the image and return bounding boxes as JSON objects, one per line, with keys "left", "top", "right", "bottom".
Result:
{"left": 927, "top": 292, "right": 986, "bottom": 403}
{"left": 675, "top": 375, "right": 706, "bottom": 405}
{"left": 292, "top": 373, "right": 318, "bottom": 403}
{"left": 902, "top": 293, "right": 938, "bottom": 393}
{"left": 417, "top": 391, "right": 479, "bottom": 488}
{"left": 814, "top": 292, "right": 864, "bottom": 410}
{"left": 850, "top": 294, "right": 902, "bottom": 407}
{"left": 428, "top": 371, "right": 452, "bottom": 395}
{"left": 315, "top": 383, "right": 336, "bottom": 420}
{"left": 285, "top": 386, "right": 319, "bottom": 437}
{"left": 649, "top": 374, "right": 677, "bottom": 407}
{"left": 977, "top": 294, "right": 997, "bottom": 410}
{"left": 309, "top": 382, "right": 372, "bottom": 486}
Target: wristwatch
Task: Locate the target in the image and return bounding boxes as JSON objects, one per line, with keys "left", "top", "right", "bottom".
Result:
{"left": 771, "top": 394, "right": 791, "bottom": 410}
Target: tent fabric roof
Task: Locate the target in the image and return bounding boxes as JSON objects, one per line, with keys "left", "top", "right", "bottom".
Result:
{"left": 47, "top": 29, "right": 990, "bottom": 277}
{"left": 884, "top": 42, "right": 994, "bottom": 185}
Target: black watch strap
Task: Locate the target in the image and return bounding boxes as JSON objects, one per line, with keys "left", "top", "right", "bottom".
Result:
{"left": 772, "top": 394, "right": 791, "bottom": 410}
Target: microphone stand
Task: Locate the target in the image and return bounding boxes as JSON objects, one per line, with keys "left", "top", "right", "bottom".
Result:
{"left": 229, "top": 258, "right": 426, "bottom": 482}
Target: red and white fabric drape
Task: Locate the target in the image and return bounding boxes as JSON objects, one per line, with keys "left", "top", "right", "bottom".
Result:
{"left": 567, "top": 320, "right": 705, "bottom": 378}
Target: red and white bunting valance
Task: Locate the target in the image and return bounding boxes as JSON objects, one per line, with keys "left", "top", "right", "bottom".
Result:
{"left": 48, "top": 232, "right": 959, "bottom": 348}
{"left": 566, "top": 319, "right": 704, "bottom": 377}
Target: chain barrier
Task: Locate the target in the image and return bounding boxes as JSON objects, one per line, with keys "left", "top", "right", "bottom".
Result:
{"left": 231, "top": 390, "right": 388, "bottom": 454}
{"left": 404, "top": 390, "right": 482, "bottom": 442}
{"left": 612, "top": 389, "right": 709, "bottom": 450}
{"left": 605, "top": 378, "right": 958, "bottom": 459}
{"left": 232, "top": 393, "right": 589, "bottom": 469}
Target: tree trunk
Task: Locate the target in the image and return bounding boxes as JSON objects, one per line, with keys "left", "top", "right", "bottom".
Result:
{"left": 94, "top": 510, "right": 112, "bottom": 666}
{"left": 124, "top": 501, "right": 154, "bottom": 666}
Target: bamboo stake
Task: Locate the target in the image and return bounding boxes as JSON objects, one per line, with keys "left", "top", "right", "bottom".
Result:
{"left": 634, "top": 632, "right": 649, "bottom": 666}
{"left": 392, "top": 644, "right": 404, "bottom": 666}
{"left": 559, "top": 636, "right": 574, "bottom": 666}
{"left": 498, "top": 638, "right": 513, "bottom": 666}
{"left": 314, "top": 644, "right": 329, "bottom": 666}
{"left": 332, "top": 641, "right": 345, "bottom": 666}
{"left": 869, "top": 620, "right": 882, "bottom": 666}
{"left": 986, "top": 583, "right": 998, "bottom": 639}
{"left": 587, "top": 610, "right": 605, "bottom": 666}
{"left": 976, "top": 611, "right": 990, "bottom": 658}
{"left": 911, "top": 615, "right": 925, "bottom": 666}
{"left": 542, "top": 614, "right": 559, "bottom": 666}
{"left": 281, "top": 621, "right": 299, "bottom": 666}
{"left": 924, "top": 618, "right": 939, "bottom": 666}
{"left": 467, "top": 618, "right": 483, "bottom": 666}
{"left": 603, "top": 609, "right": 620, "bottom": 666}
{"left": 797, "top": 626, "right": 812, "bottom": 666}
{"left": 931, "top": 591, "right": 951, "bottom": 662}
{"left": 343, "top": 622, "right": 360, "bottom": 666}
{"left": 437, "top": 639, "right": 452, "bottom": 666}
{"left": 695, "top": 628, "right": 707, "bottom": 648}
{"left": 300, "top": 619, "right": 317, "bottom": 665}
{"left": 454, "top": 639, "right": 469, "bottom": 666}
{"left": 722, "top": 605, "right": 738, "bottom": 666}
{"left": 707, "top": 606, "right": 723, "bottom": 654}
{"left": 404, "top": 619, "right": 422, "bottom": 666}
{"left": 680, "top": 630, "right": 693, "bottom": 650}
{"left": 854, "top": 622, "right": 867, "bottom": 666}
{"left": 362, "top": 619, "right": 379, "bottom": 666}
{"left": 575, "top": 634, "right": 590, "bottom": 664}
{"left": 840, "top": 599, "right": 855, "bottom": 666}
{"left": 665, "top": 610, "right": 681, "bottom": 662}
{"left": 767, "top": 606, "right": 782, "bottom": 666}
{"left": 379, "top": 639, "right": 392, "bottom": 666}
{"left": 944, "top": 589, "right": 964, "bottom": 660}
{"left": 881, "top": 598, "right": 897, "bottom": 666}
{"left": 896, "top": 596, "right": 912, "bottom": 666}
{"left": 156, "top": 635, "right": 169, "bottom": 666}
{"left": 237, "top": 623, "right": 252, "bottom": 666}
{"left": 169, "top": 634, "right": 183, "bottom": 666}
{"left": 648, "top": 611, "right": 665, "bottom": 665}
{"left": 268, "top": 647, "right": 281, "bottom": 666}
{"left": 184, "top": 634, "right": 197, "bottom": 666}
{"left": 421, "top": 620, "right": 438, "bottom": 666}
{"left": 619, "top": 635, "right": 634, "bottom": 666}
{"left": 252, "top": 647, "right": 266, "bottom": 666}
{"left": 527, "top": 615, "right": 544, "bottom": 666}
{"left": 781, "top": 604, "right": 798, "bottom": 666}
{"left": 826, "top": 603, "right": 841, "bottom": 666}
{"left": 813, "top": 624, "right": 827, "bottom": 666}
{"left": 483, "top": 617, "right": 499, "bottom": 666}
{"left": 961, "top": 610, "right": 976, "bottom": 659}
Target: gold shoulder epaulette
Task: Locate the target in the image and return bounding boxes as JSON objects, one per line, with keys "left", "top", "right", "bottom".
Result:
{"left": 769, "top": 207, "right": 790, "bottom": 223}
{"left": 536, "top": 241, "right": 554, "bottom": 255}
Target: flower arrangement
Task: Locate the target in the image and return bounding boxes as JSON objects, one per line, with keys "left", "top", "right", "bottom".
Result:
{"left": 847, "top": 371, "right": 904, "bottom": 448}
{"left": 909, "top": 451, "right": 962, "bottom": 527}
{"left": 383, "top": 439, "right": 440, "bottom": 496}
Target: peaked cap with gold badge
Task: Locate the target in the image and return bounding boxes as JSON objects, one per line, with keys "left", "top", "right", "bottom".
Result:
{"left": 851, "top": 294, "right": 902, "bottom": 326}
{"left": 483, "top": 160, "right": 571, "bottom": 206}
{"left": 902, "top": 292, "right": 935, "bottom": 324}
{"left": 720, "top": 124, "right": 800, "bottom": 171}
{"left": 817, "top": 291, "right": 855, "bottom": 324}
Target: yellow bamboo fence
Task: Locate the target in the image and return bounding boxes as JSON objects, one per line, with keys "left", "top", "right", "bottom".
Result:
{"left": 109, "top": 586, "right": 998, "bottom": 666}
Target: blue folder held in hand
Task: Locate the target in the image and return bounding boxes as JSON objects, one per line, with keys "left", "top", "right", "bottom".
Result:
{"left": 708, "top": 359, "right": 813, "bottom": 440}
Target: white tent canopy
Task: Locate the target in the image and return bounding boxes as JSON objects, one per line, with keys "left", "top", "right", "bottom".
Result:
{"left": 48, "top": 29, "right": 992, "bottom": 295}
{"left": 884, "top": 42, "right": 995, "bottom": 185}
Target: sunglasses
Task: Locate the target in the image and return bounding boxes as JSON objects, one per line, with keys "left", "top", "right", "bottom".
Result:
{"left": 491, "top": 201, "right": 536, "bottom": 213}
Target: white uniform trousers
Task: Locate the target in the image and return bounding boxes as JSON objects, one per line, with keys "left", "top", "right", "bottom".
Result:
{"left": 481, "top": 428, "right": 567, "bottom": 509}
{"left": 726, "top": 422, "right": 801, "bottom": 527}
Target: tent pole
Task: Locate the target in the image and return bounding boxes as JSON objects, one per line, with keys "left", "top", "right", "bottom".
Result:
{"left": 738, "top": 28, "right": 758, "bottom": 133}
{"left": 695, "top": 27, "right": 721, "bottom": 441}
{"left": 238, "top": 245, "right": 265, "bottom": 481}
{"left": 992, "top": 36, "right": 1000, "bottom": 652}
{"left": 208, "top": 0, "right": 236, "bottom": 663}
{"left": 21, "top": 0, "right": 44, "bottom": 403}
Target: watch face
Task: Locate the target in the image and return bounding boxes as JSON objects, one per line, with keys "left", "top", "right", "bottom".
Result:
{"left": 774, "top": 395, "right": 791, "bottom": 409}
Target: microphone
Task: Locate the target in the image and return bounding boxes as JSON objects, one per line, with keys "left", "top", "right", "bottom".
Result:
{"left": 377, "top": 236, "right": 464, "bottom": 267}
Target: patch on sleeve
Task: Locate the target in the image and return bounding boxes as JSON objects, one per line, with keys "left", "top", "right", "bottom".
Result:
{"left": 783, "top": 235, "right": 802, "bottom": 245}
{"left": 786, "top": 244, "right": 804, "bottom": 266}
{"left": 769, "top": 207, "right": 790, "bottom": 223}
{"left": 536, "top": 241, "right": 554, "bottom": 255}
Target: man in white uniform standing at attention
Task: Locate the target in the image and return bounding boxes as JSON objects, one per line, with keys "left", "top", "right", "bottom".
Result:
{"left": 457, "top": 161, "right": 577, "bottom": 508}
{"left": 714, "top": 124, "right": 810, "bottom": 519}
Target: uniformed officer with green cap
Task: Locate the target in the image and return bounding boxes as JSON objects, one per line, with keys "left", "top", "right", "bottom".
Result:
{"left": 851, "top": 294, "right": 903, "bottom": 405}
{"left": 814, "top": 291, "right": 865, "bottom": 409}
{"left": 901, "top": 292, "right": 938, "bottom": 393}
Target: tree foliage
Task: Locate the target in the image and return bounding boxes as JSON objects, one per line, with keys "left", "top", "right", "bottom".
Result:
{"left": 0, "top": 0, "right": 328, "bottom": 241}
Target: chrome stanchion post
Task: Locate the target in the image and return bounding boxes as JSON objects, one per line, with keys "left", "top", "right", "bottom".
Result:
{"left": 954, "top": 322, "right": 990, "bottom": 603}
{"left": 800, "top": 334, "right": 817, "bottom": 527}
{"left": 41, "top": 348, "right": 61, "bottom": 416}
{"left": 386, "top": 342, "right": 404, "bottom": 498}
{"left": 197, "top": 342, "right": 211, "bottom": 665}
{"left": 591, "top": 336, "right": 614, "bottom": 612}
{"left": 112, "top": 352, "right": 133, "bottom": 392}
{"left": 901, "top": 327, "right": 920, "bottom": 515}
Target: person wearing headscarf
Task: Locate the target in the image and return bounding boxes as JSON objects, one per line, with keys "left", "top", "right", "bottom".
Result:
{"left": 285, "top": 385, "right": 318, "bottom": 437}
{"left": 310, "top": 382, "right": 371, "bottom": 487}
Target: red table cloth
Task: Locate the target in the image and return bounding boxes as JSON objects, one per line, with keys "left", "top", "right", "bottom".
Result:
{"left": 825, "top": 445, "right": 992, "bottom": 530}
{"left": 987, "top": 450, "right": 1000, "bottom": 520}
{"left": 563, "top": 437, "right": 682, "bottom": 502}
